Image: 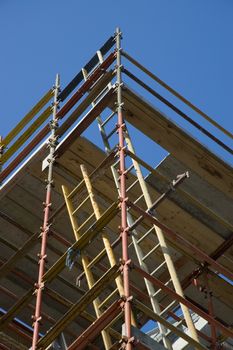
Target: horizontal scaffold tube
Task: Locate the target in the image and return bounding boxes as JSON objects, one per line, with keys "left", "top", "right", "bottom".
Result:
{"left": 3, "top": 89, "right": 53, "bottom": 147}
{"left": 58, "top": 35, "right": 115, "bottom": 101}
{"left": 0, "top": 59, "right": 115, "bottom": 183}
{"left": 127, "top": 200, "right": 233, "bottom": 282}
{"left": 0, "top": 202, "right": 119, "bottom": 330}
{"left": 123, "top": 68, "right": 233, "bottom": 155}
{"left": 122, "top": 51, "right": 233, "bottom": 141}
{"left": 36, "top": 264, "right": 120, "bottom": 349}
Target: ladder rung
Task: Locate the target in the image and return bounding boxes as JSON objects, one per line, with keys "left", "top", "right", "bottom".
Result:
{"left": 78, "top": 212, "right": 96, "bottom": 233}
{"left": 93, "top": 86, "right": 109, "bottom": 105}
{"left": 142, "top": 243, "right": 160, "bottom": 262}
{"left": 72, "top": 195, "right": 90, "bottom": 215}
{"left": 97, "top": 50, "right": 104, "bottom": 64}
{"left": 82, "top": 63, "right": 99, "bottom": 81}
{"left": 153, "top": 279, "right": 172, "bottom": 298}
{"left": 83, "top": 62, "right": 110, "bottom": 106}
{"left": 67, "top": 180, "right": 85, "bottom": 200}
{"left": 133, "top": 194, "right": 144, "bottom": 205}
{"left": 126, "top": 178, "right": 139, "bottom": 193}
{"left": 165, "top": 319, "right": 184, "bottom": 337}
{"left": 125, "top": 163, "right": 134, "bottom": 175}
{"left": 82, "top": 67, "right": 88, "bottom": 80}
{"left": 76, "top": 236, "right": 121, "bottom": 282}
{"left": 151, "top": 260, "right": 166, "bottom": 276}
{"left": 98, "top": 288, "right": 118, "bottom": 309}
{"left": 175, "top": 319, "right": 185, "bottom": 328}
{"left": 137, "top": 226, "right": 154, "bottom": 244}
{"left": 106, "top": 126, "right": 117, "bottom": 140}
{"left": 159, "top": 300, "right": 177, "bottom": 317}
{"left": 101, "top": 111, "right": 116, "bottom": 127}
{"left": 112, "top": 157, "right": 120, "bottom": 168}
{"left": 67, "top": 148, "right": 118, "bottom": 200}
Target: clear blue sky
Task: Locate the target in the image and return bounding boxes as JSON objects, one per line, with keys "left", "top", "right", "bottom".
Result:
{"left": 0, "top": 0, "right": 232, "bottom": 336}
{"left": 0, "top": 0, "right": 232, "bottom": 165}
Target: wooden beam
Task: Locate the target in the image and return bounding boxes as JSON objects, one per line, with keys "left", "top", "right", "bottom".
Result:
{"left": 120, "top": 88, "right": 233, "bottom": 198}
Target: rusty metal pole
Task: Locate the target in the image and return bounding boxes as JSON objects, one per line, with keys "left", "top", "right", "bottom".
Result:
{"left": 205, "top": 272, "right": 217, "bottom": 350}
{"left": 115, "top": 27, "right": 132, "bottom": 350}
{"left": 31, "top": 74, "right": 60, "bottom": 350}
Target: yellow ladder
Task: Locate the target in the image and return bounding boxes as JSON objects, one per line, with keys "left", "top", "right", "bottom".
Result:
{"left": 62, "top": 165, "right": 137, "bottom": 349}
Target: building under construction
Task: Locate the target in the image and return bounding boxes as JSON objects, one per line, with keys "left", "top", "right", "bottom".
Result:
{"left": 0, "top": 29, "right": 233, "bottom": 350}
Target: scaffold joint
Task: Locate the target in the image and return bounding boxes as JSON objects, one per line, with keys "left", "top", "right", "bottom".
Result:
{"left": 114, "top": 100, "right": 124, "bottom": 108}
{"left": 114, "top": 30, "right": 122, "bottom": 39}
{"left": 31, "top": 315, "right": 42, "bottom": 325}
{"left": 37, "top": 253, "right": 48, "bottom": 263}
{"left": 43, "top": 201, "right": 52, "bottom": 208}
{"left": 44, "top": 179, "right": 55, "bottom": 187}
{"left": 117, "top": 145, "right": 127, "bottom": 156}
{"left": 34, "top": 282, "right": 45, "bottom": 291}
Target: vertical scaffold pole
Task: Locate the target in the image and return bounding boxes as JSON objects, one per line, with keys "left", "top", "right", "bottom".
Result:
{"left": 115, "top": 27, "right": 132, "bottom": 350}
{"left": 205, "top": 272, "right": 217, "bottom": 350}
{"left": 31, "top": 74, "right": 60, "bottom": 350}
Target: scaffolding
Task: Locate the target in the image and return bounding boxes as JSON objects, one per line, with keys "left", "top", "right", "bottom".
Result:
{"left": 0, "top": 28, "right": 233, "bottom": 350}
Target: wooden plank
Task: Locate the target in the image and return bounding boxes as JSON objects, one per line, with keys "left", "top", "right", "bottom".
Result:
{"left": 121, "top": 88, "right": 233, "bottom": 198}
{"left": 1, "top": 134, "right": 233, "bottom": 338}
{"left": 2, "top": 135, "right": 232, "bottom": 273}
{"left": 3, "top": 89, "right": 53, "bottom": 147}
{"left": 62, "top": 139, "right": 233, "bottom": 268}
{"left": 2, "top": 107, "right": 52, "bottom": 164}
{"left": 153, "top": 154, "right": 233, "bottom": 229}
{"left": 35, "top": 137, "right": 233, "bottom": 271}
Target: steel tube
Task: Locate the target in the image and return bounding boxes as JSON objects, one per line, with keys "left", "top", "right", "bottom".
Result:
{"left": 3, "top": 89, "right": 53, "bottom": 147}
{"left": 122, "top": 51, "right": 233, "bottom": 141}
{"left": 58, "top": 35, "right": 115, "bottom": 101}
{"left": 0, "top": 56, "right": 115, "bottom": 184}
{"left": 205, "top": 272, "right": 217, "bottom": 350}
{"left": 2, "top": 107, "right": 52, "bottom": 164}
{"left": 76, "top": 236, "right": 121, "bottom": 282}
{"left": 96, "top": 47, "right": 172, "bottom": 350}
{"left": 123, "top": 68, "right": 233, "bottom": 155}
{"left": 31, "top": 74, "right": 60, "bottom": 350}
{"left": 128, "top": 172, "right": 188, "bottom": 232}
{"left": 116, "top": 27, "right": 132, "bottom": 350}
{"left": 128, "top": 200, "right": 233, "bottom": 282}
{"left": 57, "top": 52, "right": 115, "bottom": 119}
{"left": 37, "top": 265, "right": 120, "bottom": 349}
{"left": 101, "top": 111, "right": 116, "bottom": 127}
{"left": 133, "top": 264, "right": 233, "bottom": 339}
{"left": 67, "top": 300, "right": 122, "bottom": 350}
{"left": 134, "top": 300, "right": 207, "bottom": 350}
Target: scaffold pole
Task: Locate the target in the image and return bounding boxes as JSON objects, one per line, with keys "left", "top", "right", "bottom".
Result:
{"left": 115, "top": 27, "right": 133, "bottom": 350}
{"left": 31, "top": 74, "right": 60, "bottom": 350}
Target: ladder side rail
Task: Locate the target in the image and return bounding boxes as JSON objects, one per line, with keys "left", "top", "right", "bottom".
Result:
{"left": 124, "top": 128, "right": 200, "bottom": 345}
{"left": 62, "top": 184, "right": 112, "bottom": 350}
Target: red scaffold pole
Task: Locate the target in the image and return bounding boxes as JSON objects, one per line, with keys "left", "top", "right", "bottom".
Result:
{"left": 31, "top": 74, "right": 60, "bottom": 350}
{"left": 116, "top": 27, "right": 132, "bottom": 350}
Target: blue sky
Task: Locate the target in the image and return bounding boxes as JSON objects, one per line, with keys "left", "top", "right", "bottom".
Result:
{"left": 0, "top": 0, "right": 232, "bottom": 165}
{"left": 0, "top": 0, "right": 232, "bottom": 337}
